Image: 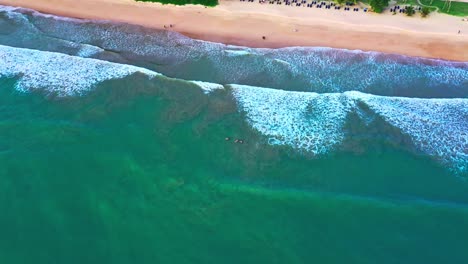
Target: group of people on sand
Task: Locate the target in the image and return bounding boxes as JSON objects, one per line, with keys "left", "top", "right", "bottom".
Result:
{"left": 163, "top": 24, "right": 174, "bottom": 29}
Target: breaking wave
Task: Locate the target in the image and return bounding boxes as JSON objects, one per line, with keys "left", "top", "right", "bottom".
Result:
{"left": 0, "top": 45, "right": 158, "bottom": 96}
{"left": 360, "top": 94, "right": 468, "bottom": 173}
{"left": 231, "top": 85, "right": 353, "bottom": 155}
{"left": 232, "top": 85, "right": 468, "bottom": 173}
{"left": 0, "top": 44, "right": 230, "bottom": 98}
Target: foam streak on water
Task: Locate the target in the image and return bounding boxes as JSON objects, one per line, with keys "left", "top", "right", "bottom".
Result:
{"left": 190, "top": 81, "right": 225, "bottom": 94}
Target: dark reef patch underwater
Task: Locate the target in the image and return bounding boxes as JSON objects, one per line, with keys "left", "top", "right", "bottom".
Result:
{"left": 1, "top": 5, "right": 468, "bottom": 264}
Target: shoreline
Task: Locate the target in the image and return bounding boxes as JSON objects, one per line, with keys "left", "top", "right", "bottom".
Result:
{"left": 0, "top": 0, "right": 467, "bottom": 61}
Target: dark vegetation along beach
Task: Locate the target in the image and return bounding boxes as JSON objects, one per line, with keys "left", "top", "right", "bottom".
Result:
{"left": 0, "top": 6, "right": 468, "bottom": 264}
{"left": 136, "top": 0, "right": 219, "bottom": 7}
{"left": 134, "top": 0, "right": 468, "bottom": 16}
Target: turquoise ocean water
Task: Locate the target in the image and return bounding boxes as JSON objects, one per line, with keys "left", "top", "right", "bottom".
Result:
{"left": 0, "top": 6, "right": 468, "bottom": 263}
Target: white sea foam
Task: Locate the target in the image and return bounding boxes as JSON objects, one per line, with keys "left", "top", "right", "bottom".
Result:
{"left": 354, "top": 92, "right": 468, "bottom": 172}
{"left": 190, "top": 81, "right": 224, "bottom": 94}
{"left": 225, "top": 50, "right": 251, "bottom": 57}
{"left": 231, "top": 85, "right": 467, "bottom": 172}
{"left": 0, "top": 4, "right": 91, "bottom": 24}
{"left": 273, "top": 59, "right": 291, "bottom": 67}
{"left": 257, "top": 47, "right": 468, "bottom": 93}
{"left": 231, "top": 84, "right": 354, "bottom": 155}
{"left": 0, "top": 5, "right": 20, "bottom": 13}
{"left": 76, "top": 44, "right": 104, "bottom": 57}
{"left": 0, "top": 45, "right": 159, "bottom": 96}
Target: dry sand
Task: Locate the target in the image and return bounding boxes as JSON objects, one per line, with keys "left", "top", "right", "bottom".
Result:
{"left": 1, "top": 0, "right": 467, "bottom": 61}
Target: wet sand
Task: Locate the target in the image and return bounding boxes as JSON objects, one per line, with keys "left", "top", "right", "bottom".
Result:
{"left": 0, "top": 0, "right": 467, "bottom": 61}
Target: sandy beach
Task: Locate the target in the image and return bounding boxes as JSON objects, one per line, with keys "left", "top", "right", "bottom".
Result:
{"left": 0, "top": 0, "right": 467, "bottom": 61}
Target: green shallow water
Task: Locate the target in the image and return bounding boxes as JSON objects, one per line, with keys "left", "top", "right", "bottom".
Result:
{"left": 1, "top": 76, "right": 468, "bottom": 263}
